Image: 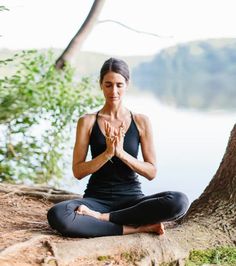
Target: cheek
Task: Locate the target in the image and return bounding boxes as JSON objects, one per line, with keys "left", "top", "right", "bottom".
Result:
{"left": 101, "top": 87, "right": 110, "bottom": 97}
{"left": 121, "top": 86, "right": 127, "bottom": 93}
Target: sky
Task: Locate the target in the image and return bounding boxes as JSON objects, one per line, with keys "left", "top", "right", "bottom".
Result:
{"left": 1, "top": 0, "right": 236, "bottom": 55}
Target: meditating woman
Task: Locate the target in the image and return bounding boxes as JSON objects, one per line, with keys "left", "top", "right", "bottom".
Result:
{"left": 47, "top": 58, "right": 189, "bottom": 237}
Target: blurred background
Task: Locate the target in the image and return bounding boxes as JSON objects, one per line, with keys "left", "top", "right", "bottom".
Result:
{"left": 0, "top": 0, "right": 235, "bottom": 202}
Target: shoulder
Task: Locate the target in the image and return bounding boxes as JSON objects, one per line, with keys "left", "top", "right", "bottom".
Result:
{"left": 132, "top": 112, "right": 152, "bottom": 137}
{"left": 78, "top": 112, "right": 96, "bottom": 124}
{"left": 76, "top": 112, "right": 97, "bottom": 133}
{"left": 133, "top": 112, "right": 151, "bottom": 126}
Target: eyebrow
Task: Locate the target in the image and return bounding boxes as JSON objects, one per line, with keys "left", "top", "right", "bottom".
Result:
{"left": 104, "top": 81, "right": 124, "bottom": 84}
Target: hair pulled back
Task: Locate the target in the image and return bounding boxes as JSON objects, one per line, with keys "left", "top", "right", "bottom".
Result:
{"left": 99, "top": 58, "right": 130, "bottom": 84}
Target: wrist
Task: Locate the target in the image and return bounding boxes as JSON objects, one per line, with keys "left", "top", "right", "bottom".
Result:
{"left": 116, "top": 149, "right": 125, "bottom": 159}
{"left": 104, "top": 151, "right": 114, "bottom": 163}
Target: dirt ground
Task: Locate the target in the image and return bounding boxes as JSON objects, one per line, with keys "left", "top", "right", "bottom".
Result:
{"left": 0, "top": 189, "right": 56, "bottom": 265}
{"left": 0, "top": 186, "right": 150, "bottom": 266}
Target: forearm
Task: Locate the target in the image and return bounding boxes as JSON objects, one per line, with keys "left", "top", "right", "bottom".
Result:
{"left": 73, "top": 151, "right": 112, "bottom": 180}
{"left": 117, "top": 150, "right": 157, "bottom": 180}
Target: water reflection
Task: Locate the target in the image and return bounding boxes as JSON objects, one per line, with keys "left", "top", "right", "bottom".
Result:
{"left": 64, "top": 92, "right": 236, "bottom": 203}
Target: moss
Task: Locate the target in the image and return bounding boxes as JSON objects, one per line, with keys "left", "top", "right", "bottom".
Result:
{"left": 97, "top": 255, "right": 112, "bottom": 261}
{"left": 121, "top": 250, "right": 146, "bottom": 264}
{"left": 159, "top": 261, "right": 180, "bottom": 266}
{"left": 185, "top": 246, "right": 236, "bottom": 266}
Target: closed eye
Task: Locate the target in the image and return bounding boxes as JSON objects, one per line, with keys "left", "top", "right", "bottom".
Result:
{"left": 104, "top": 82, "right": 125, "bottom": 88}
{"left": 117, "top": 83, "right": 124, "bottom": 88}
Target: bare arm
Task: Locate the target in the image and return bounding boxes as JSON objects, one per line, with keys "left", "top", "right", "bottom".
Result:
{"left": 116, "top": 114, "right": 157, "bottom": 180}
{"left": 72, "top": 115, "right": 115, "bottom": 180}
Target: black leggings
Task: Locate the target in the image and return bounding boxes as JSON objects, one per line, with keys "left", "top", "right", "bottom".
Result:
{"left": 47, "top": 191, "right": 189, "bottom": 238}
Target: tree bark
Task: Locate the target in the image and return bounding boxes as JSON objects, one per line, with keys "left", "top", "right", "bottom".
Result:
{"left": 55, "top": 0, "right": 106, "bottom": 70}
{"left": 183, "top": 123, "right": 236, "bottom": 242}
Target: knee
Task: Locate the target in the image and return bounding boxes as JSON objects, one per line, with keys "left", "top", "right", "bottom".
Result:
{"left": 47, "top": 205, "right": 61, "bottom": 230}
{"left": 47, "top": 204, "right": 73, "bottom": 235}
{"left": 168, "top": 192, "right": 189, "bottom": 219}
{"left": 168, "top": 191, "right": 189, "bottom": 219}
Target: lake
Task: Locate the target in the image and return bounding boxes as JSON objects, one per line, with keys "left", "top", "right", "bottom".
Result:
{"left": 62, "top": 92, "right": 236, "bottom": 203}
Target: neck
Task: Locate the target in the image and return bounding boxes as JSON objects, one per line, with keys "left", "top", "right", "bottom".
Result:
{"left": 100, "top": 102, "right": 128, "bottom": 119}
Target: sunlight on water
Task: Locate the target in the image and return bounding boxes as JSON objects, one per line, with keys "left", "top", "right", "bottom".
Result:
{"left": 63, "top": 92, "right": 236, "bottom": 202}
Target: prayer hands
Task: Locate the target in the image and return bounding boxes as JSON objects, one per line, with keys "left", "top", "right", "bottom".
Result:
{"left": 104, "top": 121, "right": 125, "bottom": 158}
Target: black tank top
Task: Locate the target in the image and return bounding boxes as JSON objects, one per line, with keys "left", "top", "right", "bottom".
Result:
{"left": 83, "top": 110, "right": 144, "bottom": 199}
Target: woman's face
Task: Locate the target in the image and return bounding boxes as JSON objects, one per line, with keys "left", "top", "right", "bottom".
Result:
{"left": 100, "top": 71, "right": 128, "bottom": 103}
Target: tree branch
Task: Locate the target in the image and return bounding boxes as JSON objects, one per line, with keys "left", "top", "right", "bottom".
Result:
{"left": 98, "top": 19, "right": 173, "bottom": 39}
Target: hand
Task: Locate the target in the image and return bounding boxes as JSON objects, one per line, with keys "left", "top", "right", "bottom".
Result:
{"left": 104, "top": 120, "right": 116, "bottom": 157}
{"left": 114, "top": 122, "right": 125, "bottom": 158}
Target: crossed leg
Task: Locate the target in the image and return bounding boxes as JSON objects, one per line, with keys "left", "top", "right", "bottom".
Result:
{"left": 76, "top": 204, "right": 165, "bottom": 235}
{"left": 47, "top": 191, "right": 188, "bottom": 238}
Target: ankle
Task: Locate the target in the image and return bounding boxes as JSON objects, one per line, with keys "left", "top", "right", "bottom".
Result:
{"left": 100, "top": 213, "right": 109, "bottom": 221}
{"left": 137, "top": 225, "right": 146, "bottom": 233}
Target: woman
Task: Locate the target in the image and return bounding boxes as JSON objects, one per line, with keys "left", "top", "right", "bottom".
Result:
{"left": 47, "top": 58, "right": 189, "bottom": 237}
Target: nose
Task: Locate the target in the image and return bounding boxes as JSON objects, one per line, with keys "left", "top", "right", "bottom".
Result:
{"left": 111, "top": 85, "right": 119, "bottom": 94}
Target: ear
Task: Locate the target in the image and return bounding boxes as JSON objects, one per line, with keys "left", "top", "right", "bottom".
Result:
{"left": 99, "top": 78, "right": 102, "bottom": 90}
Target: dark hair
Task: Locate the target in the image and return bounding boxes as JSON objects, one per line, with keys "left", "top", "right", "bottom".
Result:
{"left": 99, "top": 58, "right": 130, "bottom": 83}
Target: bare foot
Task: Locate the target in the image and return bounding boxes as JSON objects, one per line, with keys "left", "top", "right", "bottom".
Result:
{"left": 140, "top": 223, "right": 165, "bottom": 235}
{"left": 76, "top": 205, "right": 101, "bottom": 219}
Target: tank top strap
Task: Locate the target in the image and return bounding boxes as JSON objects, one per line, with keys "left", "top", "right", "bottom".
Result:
{"left": 130, "top": 110, "right": 134, "bottom": 121}
{"left": 96, "top": 110, "right": 100, "bottom": 120}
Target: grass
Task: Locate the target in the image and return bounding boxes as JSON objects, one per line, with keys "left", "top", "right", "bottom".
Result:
{"left": 96, "top": 247, "right": 236, "bottom": 266}
{"left": 185, "top": 246, "right": 236, "bottom": 266}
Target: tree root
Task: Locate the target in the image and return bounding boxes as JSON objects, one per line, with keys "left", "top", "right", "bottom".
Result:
{"left": 0, "top": 183, "right": 81, "bottom": 203}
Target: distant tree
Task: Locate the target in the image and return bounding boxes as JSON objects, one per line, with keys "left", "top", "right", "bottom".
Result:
{"left": 132, "top": 40, "right": 236, "bottom": 110}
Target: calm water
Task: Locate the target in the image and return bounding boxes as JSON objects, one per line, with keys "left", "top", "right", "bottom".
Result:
{"left": 63, "top": 92, "right": 236, "bottom": 203}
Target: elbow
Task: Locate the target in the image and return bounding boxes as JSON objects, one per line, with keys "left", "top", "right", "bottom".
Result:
{"left": 72, "top": 166, "right": 84, "bottom": 180}
{"left": 72, "top": 161, "right": 87, "bottom": 180}
{"left": 147, "top": 165, "right": 157, "bottom": 181}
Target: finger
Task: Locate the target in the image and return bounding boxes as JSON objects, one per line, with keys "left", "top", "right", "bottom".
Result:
{"left": 114, "top": 136, "right": 118, "bottom": 145}
{"left": 104, "top": 121, "right": 108, "bottom": 135}
{"left": 119, "top": 127, "right": 124, "bottom": 140}
{"left": 120, "top": 121, "right": 125, "bottom": 131}
{"left": 119, "top": 126, "right": 123, "bottom": 136}
{"left": 107, "top": 121, "right": 112, "bottom": 135}
{"left": 110, "top": 123, "right": 116, "bottom": 135}
{"left": 120, "top": 121, "right": 124, "bottom": 130}
{"left": 105, "top": 121, "right": 111, "bottom": 139}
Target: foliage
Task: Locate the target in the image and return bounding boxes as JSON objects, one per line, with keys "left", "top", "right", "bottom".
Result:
{"left": 133, "top": 39, "right": 236, "bottom": 110}
{"left": 0, "top": 50, "right": 103, "bottom": 184}
{"left": 0, "top": 5, "right": 9, "bottom": 12}
{"left": 185, "top": 246, "right": 236, "bottom": 266}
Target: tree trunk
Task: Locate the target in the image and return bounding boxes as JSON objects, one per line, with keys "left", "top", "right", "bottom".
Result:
{"left": 55, "top": 0, "right": 106, "bottom": 69}
{"left": 183, "top": 123, "right": 236, "bottom": 243}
